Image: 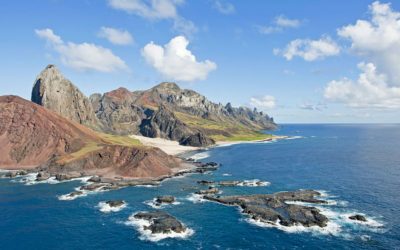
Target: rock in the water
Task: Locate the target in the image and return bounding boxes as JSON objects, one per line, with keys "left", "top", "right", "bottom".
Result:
{"left": 155, "top": 195, "right": 175, "bottom": 204}
{"left": 204, "top": 190, "right": 329, "bottom": 228}
{"left": 36, "top": 172, "right": 50, "bottom": 181}
{"left": 5, "top": 171, "right": 17, "bottom": 178}
{"left": 55, "top": 172, "right": 81, "bottom": 181}
{"left": 218, "top": 181, "right": 241, "bottom": 186}
{"left": 197, "top": 180, "right": 215, "bottom": 185}
{"left": 68, "top": 191, "right": 84, "bottom": 197}
{"left": 195, "top": 187, "right": 219, "bottom": 195}
{"left": 106, "top": 200, "right": 125, "bottom": 207}
{"left": 133, "top": 211, "right": 186, "bottom": 234}
{"left": 349, "top": 214, "right": 367, "bottom": 222}
{"left": 88, "top": 176, "right": 102, "bottom": 182}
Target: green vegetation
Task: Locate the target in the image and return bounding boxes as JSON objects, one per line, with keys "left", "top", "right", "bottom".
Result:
{"left": 98, "top": 133, "right": 141, "bottom": 147}
{"left": 58, "top": 133, "right": 142, "bottom": 164}
{"left": 175, "top": 112, "right": 272, "bottom": 142}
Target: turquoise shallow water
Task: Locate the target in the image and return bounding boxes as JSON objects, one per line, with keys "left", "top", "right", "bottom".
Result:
{"left": 1, "top": 124, "right": 399, "bottom": 249}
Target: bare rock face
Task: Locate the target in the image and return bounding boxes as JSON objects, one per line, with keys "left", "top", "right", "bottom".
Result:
{"left": 89, "top": 87, "right": 145, "bottom": 135}
{"left": 140, "top": 105, "right": 214, "bottom": 147}
{"left": 31, "top": 65, "right": 102, "bottom": 130}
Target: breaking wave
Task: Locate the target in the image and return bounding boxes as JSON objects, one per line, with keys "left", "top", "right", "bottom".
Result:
{"left": 97, "top": 201, "right": 127, "bottom": 213}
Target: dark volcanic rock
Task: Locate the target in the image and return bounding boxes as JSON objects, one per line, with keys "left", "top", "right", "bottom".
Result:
{"left": 155, "top": 195, "right": 175, "bottom": 204}
{"left": 204, "top": 190, "right": 329, "bottom": 228}
{"left": 36, "top": 172, "right": 50, "bottom": 181}
{"left": 197, "top": 180, "right": 215, "bottom": 185}
{"left": 106, "top": 200, "right": 125, "bottom": 207}
{"left": 140, "top": 105, "right": 214, "bottom": 147}
{"left": 133, "top": 211, "right": 186, "bottom": 234}
{"left": 88, "top": 176, "right": 102, "bottom": 182}
{"left": 55, "top": 172, "right": 81, "bottom": 181}
{"left": 31, "top": 65, "right": 102, "bottom": 130}
{"left": 349, "top": 214, "right": 367, "bottom": 222}
{"left": 179, "top": 132, "right": 215, "bottom": 147}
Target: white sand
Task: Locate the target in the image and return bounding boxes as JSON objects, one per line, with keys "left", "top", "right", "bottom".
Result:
{"left": 130, "top": 135, "right": 199, "bottom": 155}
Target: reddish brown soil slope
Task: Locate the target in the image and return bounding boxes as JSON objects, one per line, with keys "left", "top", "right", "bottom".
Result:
{"left": 0, "top": 96, "right": 182, "bottom": 178}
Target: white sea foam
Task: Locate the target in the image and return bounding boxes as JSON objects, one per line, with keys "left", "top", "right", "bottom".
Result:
{"left": 285, "top": 136, "right": 305, "bottom": 140}
{"left": 222, "top": 173, "right": 232, "bottom": 176}
{"left": 15, "top": 174, "right": 92, "bottom": 186}
{"left": 125, "top": 215, "right": 194, "bottom": 242}
{"left": 237, "top": 179, "right": 270, "bottom": 187}
{"left": 58, "top": 184, "right": 110, "bottom": 201}
{"left": 97, "top": 201, "right": 127, "bottom": 213}
{"left": 245, "top": 217, "right": 342, "bottom": 236}
{"left": 244, "top": 191, "right": 384, "bottom": 238}
{"left": 190, "top": 151, "right": 211, "bottom": 161}
{"left": 144, "top": 199, "right": 181, "bottom": 209}
{"left": 186, "top": 193, "right": 207, "bottom": 203}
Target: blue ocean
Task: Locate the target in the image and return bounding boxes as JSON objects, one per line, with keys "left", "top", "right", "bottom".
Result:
{"left": 1, "top": 124, "right": 399, "bottom": 249}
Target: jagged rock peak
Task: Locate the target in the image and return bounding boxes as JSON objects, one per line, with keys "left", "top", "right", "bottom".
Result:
{"left": 104, "top": 87, "right": 133, "bottom": 100}
{"left": 31, "top": 65, "right": 102, "bottom": 130}
{"left": 153, "top": 82, "right": 181, "bottom": 91}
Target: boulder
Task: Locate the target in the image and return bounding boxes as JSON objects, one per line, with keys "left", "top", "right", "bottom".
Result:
{"left": 155, "top": 195, "right": 175, "bottom": 204}
{"left": 349, "top": 214, "right": 367, "bottom": 222}
{"left": 133, "top": 211, "right": 186, "bottom": 234}
{"left": 36, "top": 172, "right": 50, "bottom": 181}
{"left": 106, "top": 200, "right": 125, "bottom": 207}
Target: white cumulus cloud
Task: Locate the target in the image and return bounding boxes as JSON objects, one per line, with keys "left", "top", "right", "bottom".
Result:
{"left": 277, "top": 36, "right": 340, "bottom": 61}
{"left": 108, "top": 0, "right": 196, "bottom": 36}
{"left": 338, "top": 1, "right": 400, "bottom": 85}
{"left": 98, "top": 27, "right": 133, "bottom": 45}
{"left": 141, "top": 35, "right": 217, "bottom": 81}
{"left": 250, "top": 95, "right": 276, "bottom": 109}
{"left": 35, "top": 28, "right": 127, "bottom": 72}
{"left": 324, "top": 1, "right": 400, "bottom": 109}
{"left": 324, "top": 62, "right": 400, "bottom": 109}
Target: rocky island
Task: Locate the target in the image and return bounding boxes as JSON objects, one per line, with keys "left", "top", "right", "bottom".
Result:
{"left": 204, "top": 190, "right": 329, "bottom": 228}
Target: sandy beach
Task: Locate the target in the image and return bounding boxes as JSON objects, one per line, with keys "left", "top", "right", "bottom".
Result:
{"left": 131, "top": 135, "right": 290, "bottom": 156}
{"left": 130, "top": 135, "right": 201, "bottom": 155}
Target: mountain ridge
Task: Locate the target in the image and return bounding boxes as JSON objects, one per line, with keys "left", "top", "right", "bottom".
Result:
{"left": 32, "top": 65, "right": 277, "bottom": 147}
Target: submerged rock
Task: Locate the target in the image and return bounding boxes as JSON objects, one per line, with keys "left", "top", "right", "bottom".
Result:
{"left": 197, "top": 180, "right": 215, "bottom": 185}
{"left": 349, "top": 214, "right": 367, "bottom": 222}
{"left": 195, "top": 187, "right": 219, "bottom": 195}
{"left": 133, "top": 211, "right": 186, "bottom": 234}
{"left": 204, "top": 190, "right": 329, "bottom": 228}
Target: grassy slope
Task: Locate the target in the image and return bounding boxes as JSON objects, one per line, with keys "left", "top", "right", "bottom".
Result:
{"left": 174, "top": 112, "right": 273, "bottom": 142}
{"left": 58, "top": 133, "right": 142, "bottom": 164}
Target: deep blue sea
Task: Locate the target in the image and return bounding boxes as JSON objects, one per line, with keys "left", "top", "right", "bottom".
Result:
{"left": 1, "top": 124, "right": 400, "bottom": 249}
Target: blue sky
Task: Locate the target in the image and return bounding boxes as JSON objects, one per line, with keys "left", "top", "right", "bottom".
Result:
{"left": 1, "top": 0, "right": 400, "bottom": 123}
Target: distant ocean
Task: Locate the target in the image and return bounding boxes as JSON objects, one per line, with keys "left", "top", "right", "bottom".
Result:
{"left": 1, "top": 124, "right": 399, "bottom": 249}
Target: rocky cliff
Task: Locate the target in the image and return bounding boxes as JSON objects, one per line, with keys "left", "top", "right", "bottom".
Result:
{"left": 0, "top": 95, "right": 182, "bottom": 179}
{"left": 31, "top": 65, "right": 102, "bottom": 130}
{"left": 31, "top": 65, "right": 276, "bottom": 147}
